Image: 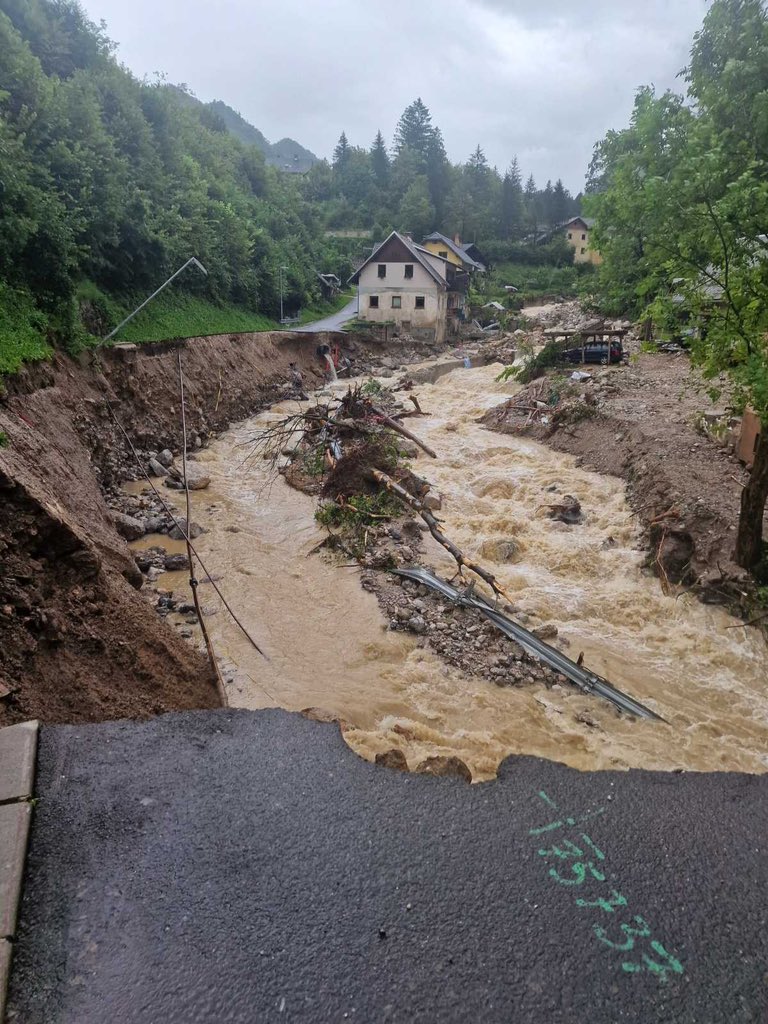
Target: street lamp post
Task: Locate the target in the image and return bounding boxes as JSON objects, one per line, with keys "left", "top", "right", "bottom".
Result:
{"left": 101, "top": 257, "right": 208, "bottom": 344}
{"left": 279, "top": 264, "right": 288, "bottom": 324}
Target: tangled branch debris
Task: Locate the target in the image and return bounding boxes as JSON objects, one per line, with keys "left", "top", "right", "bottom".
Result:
{"left": 369, "top": 469, "right": 517, "bottom": 606}
{"left": 241, "top": 382, "right": 518, "bottom": 604}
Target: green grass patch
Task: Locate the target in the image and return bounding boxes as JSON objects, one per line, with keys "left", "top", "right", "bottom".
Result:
{"left": 0, "top": 286, "right": 53, "bottom": 376}
{"left": 110, "top": 292, "right": 280, "bottom": 343}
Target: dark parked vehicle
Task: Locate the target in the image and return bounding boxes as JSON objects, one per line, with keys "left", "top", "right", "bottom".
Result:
{"left": 562, "top": 339, "right": 624, "bottom": 365}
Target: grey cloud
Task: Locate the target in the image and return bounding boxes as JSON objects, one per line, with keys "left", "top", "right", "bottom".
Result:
{"left": 83, "top": 0, "right": 707, "bottom": 193}
{"left": 470, "top": 0, "right": 707, "bottom": 29}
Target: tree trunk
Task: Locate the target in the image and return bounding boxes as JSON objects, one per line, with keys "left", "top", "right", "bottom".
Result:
{"left": 735, "top": 424, "right": 768, "bottom": 569}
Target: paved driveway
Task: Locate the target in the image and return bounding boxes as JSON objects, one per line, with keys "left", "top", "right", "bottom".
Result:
{"left": 292, "top": 296, "right": 358, "bottom": 333}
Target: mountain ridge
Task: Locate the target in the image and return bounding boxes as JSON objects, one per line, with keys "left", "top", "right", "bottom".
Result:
{"left": 205, "top": 97, "right": 317, "bottom": 172}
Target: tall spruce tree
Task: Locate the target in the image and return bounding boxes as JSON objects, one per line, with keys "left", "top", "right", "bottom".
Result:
{"left": 370, "top": 130, "right": 389, "bottom": 186}
{"left": 332, "top": 131, "right": 350, "bottom": 169}
{"left": 393, "top": 98, "right": 435, "bottom": 160}
{"left": 551, "top": 178, "right": 570, "bottom": 226}
{"left": 501, "top": 157, "right": 524, "bottom": 239}
{"left": 524, "top": 174, "right": 538, "bottom": 235}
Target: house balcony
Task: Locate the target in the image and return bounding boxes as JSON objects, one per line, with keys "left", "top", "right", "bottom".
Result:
{"left": 447, "top": 272, "right": 470, "bottom": 294}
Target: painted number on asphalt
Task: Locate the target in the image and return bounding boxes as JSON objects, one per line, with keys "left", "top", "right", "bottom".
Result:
{"left": 530, "top": 790, "right": 684, "bottom": 982}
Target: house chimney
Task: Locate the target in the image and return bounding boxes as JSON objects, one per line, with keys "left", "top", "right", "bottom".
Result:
{"left": 402, "top": 232, "right": 412, "bottom": 241}
{"left": 453, "top": 233, "right": 462, "bottom": 246}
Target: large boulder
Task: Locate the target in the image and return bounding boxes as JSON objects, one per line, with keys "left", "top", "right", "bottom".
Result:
{"left": 167, "top": 462, "right": 211, "bottom": 490}
{"left": 375, "top": 749, "right": 408, "bottom": 772}
{"left": 148, "top": 458, "right": 169, "bottom": 478}
{"left": 112, "top": 512, "right": 145, "bottom": 541}
{"left": 156, "top": 449, "right": 174, "bottom": 468}
{"left": 168, "top": 519, "right": 205, "bottom": 541}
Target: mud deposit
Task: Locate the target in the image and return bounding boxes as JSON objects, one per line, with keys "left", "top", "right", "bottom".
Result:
{"left": 145, "top": 365, "right": 768, "bottom": 780}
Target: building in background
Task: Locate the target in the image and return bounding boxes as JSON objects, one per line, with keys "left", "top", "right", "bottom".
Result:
{"left": 349, "top": 231, "right": 468, "bottom": 341}
{"left": 421, "top": 232, "right": 486, "bottom": 273}
{"left": 562, "top": 216, "right": 602, "bottom": 265}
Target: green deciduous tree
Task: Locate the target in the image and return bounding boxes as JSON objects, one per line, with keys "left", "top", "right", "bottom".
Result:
{"left": 587, "top": 0, "right": 768, "bottom": 569}
{"left": 397, "top": 177, "right": 435, "bottom": 240}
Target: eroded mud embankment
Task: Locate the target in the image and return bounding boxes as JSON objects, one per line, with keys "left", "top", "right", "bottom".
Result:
{"left": 0, "top": 327, "right": 419, "bottom": 727}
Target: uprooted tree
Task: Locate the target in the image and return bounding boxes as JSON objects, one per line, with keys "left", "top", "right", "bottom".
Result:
{"left": 242, "top": 381, "right": 515, "bottom": 602}
{"left": 586, "top": 0, "right": 768, "bottom": 572}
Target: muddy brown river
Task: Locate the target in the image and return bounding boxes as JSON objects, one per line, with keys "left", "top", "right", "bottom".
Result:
{"left": 134, "top": 363, "right": 768, "bottom": 780}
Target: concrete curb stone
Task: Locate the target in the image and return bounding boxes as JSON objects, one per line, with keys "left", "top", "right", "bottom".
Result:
{"left": 0, "top": 940, "right": 11, "bottom": 1019}
{"left": 0, "top": 721, "right": 38, "bottom": 803}
{"left": 0, "top": 803, "right": 33, "bottom": 937}
{"left": 0, "top": 721, "right": 38, "bottom": 1024}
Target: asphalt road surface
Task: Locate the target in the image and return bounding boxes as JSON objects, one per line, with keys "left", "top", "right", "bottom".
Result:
{"left": 6, "top": 708, "right": 768, "bottom": 1023}
{"left": 292, "top": 296, "right": 358, "bottom": 333}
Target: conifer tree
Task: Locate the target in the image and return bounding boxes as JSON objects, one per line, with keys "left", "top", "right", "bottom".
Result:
{"left": 332, "top": 131, "right": 350, "bottom": 168}
{"left": 370, "top": 130, "right": 390, "bottom": 185}
{"left": 393, "top": 98, "right": 435, "bottom": 159}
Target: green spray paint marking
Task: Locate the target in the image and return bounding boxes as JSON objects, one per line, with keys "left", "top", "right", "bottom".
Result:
{"left": 530, "top": 791, "right": 684, "bottom": 983}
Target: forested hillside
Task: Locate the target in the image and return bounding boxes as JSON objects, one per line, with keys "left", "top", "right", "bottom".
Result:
{"left": 0, "top": 0, "right": 580, "bottom": 374}
{"left": 0, "top": 0, "right": 343, "bottom": 371}
{"left": 309, "top": 101, "right": 580, "bottom": 263}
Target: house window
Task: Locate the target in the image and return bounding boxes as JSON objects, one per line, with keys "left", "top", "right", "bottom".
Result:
{"left": 391, "top": 296, "right": 401, "bottom": 309}
{"left": 567, "top": 232, "right": 572, "bottom": 240}
{"left": 438, "top": 250, "right": 448, "bottom": 259}
{"left": 369, "top": 295, "right": 379, "bottom": 308}
{"left": 415, "top": 296, "right": 425, "bottom": 309}
{"left": 404, "top": 264, "right": 414, "bottom": 279}
{"left": 377, "top": 264, "right": 386, "bottom": 278}
{"left": 580, "top": 247, "right": 586, "bottom": 254}
{"left": 582, "top": 233, "right": 586, "bottom": 240}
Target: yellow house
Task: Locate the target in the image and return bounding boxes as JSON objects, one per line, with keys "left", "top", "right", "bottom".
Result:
{"left": 421, "top": 232, "right": 484, "bottom": 272}
{"left": 563, "top": 217, "right": 602, "bottom": 265}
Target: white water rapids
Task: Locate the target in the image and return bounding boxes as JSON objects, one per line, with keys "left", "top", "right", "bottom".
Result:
{"left": 132, "top": 362, "right": 768, "bottom": 780}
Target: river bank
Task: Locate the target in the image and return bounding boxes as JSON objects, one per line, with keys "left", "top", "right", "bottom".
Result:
{"left": 0, "top": 326, "right": 449, "bottom": 727}
{"left": 124, "top": 360, "right": 768, "bottom": 780}
{"left": 481, "top": 351, "right": 760, "bottom": 611}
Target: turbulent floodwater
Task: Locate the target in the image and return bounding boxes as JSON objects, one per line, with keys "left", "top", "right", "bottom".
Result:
{"left": 145, "top": 363, "right": 768, "bottom": 780}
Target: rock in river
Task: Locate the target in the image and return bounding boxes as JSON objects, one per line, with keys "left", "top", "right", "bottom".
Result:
{"left": 168, "top": 519, "right": 206, "bottom": 541}
{"left": 375, "top": 749, "right": 409, "bottom": 772}
{"left": 164, "top": 553, "right": 190, "bottom": 571}
{"left": 148, "top": 457, "right": 169, "bottom": 478}
{"left": 112, "top": 511, "right": 145, "bottom": 541}
{"left": 167, "top": 462, "right": 211, "bottom": 490}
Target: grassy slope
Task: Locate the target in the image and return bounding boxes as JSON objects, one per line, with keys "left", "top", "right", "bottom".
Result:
{"left": 0, "top": 287, "right": 358, "bottom": 377}
{"left": 114, "top": 293, "right": 280, "bottom": 342}
{"left": 114, "top": 289, "right": 355, "bottom": 342}
{"left": 0, "top": 286, "right": 53, "bottom": 376}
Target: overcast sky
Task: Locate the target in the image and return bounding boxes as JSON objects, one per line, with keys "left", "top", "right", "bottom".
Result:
{"left": 81, "top": 0, "right": 708, "bottom": 193}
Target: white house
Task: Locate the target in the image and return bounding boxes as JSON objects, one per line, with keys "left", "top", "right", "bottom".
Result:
{"left": 349, "top": 231, "right": 468, "bottom": 342}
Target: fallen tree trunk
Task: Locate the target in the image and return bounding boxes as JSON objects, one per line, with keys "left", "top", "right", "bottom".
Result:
{"left": 369, "top": 468, "right": 515, "bottom": 605}
{"left": 370, "top": 406, "right": 437, "bottom": 458}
